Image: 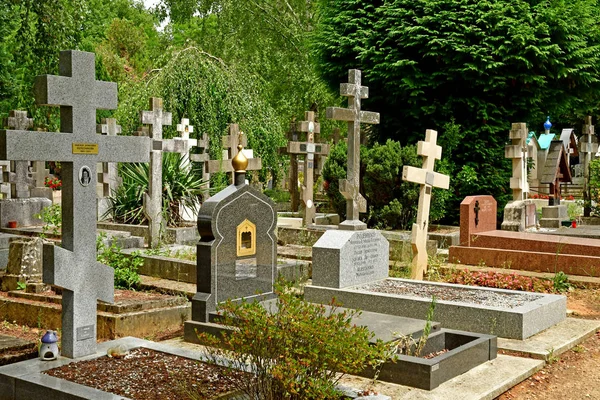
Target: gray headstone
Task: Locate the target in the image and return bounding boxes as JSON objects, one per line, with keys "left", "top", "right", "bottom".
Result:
{"left": 0, "top": 50, "right": 151, "bottom": 358}
{"left": 312, "top": 229, "right": 389, "bottom": 288}
{"left": 5, "top": 111, "right": 35, "bottom": 198}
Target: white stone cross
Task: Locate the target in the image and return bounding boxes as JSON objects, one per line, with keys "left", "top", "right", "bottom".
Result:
{"left": 580, "top": 116, "right": 598, "bottom": 216}
{"left": 140, "top": 97, "right": 173, "bottom": 248}
{"left": 285, "top": 111, "right": 330, "bottom": 226}
{"left": 402, "top": 129, "right": 450, "bottom": 280}
{"left": 5, "top": 110, "right": 34, "bottom": 198}
{"left": 505, "top": 123, "right": 529, "bottom": 201}
{"left": 0, "top": 51, "right": 150, "bottom": 358}
{"left": 96, "top": 118, "right": 122, "bottom": 197}
{"left": 176, "top": 118, "right": 196, "bottom": 153}
{"left": 326, "top": 69, "right": 380, "bottom": 230}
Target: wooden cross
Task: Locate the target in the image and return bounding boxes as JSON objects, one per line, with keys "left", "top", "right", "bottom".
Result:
{"left": 140, "top": 97, "right": 173, "bottom": 248}
{"left": 402, "top": 129, "right": 450, "bottom": 280}
{"left": 580, "top": 116, "right": 597, "bottom": 217}
{"left": 326, "top": 69, "right": 380, "bottom": 230}
{"left": 285, "top": 111, "right": 330, "bottom": 226}
{"left": 96, "top": 118, "right": 122, "bottom": 197}
{"left": 279, "top": 120, "right": 300, "bottom": 212}
{"left": 505, "top": 123, "right": 529, "bottom": 201}
{"left": 206, "top": 123, "right": 262, "bottom": 178}
{"left": 5, "top": 110, "right": 34, "bottom": 198}
{"left": 188, "top": 130, "right": 210, "bottom": 197}
{"left": 0, "top": 50, "right": 150, "bottom": 358}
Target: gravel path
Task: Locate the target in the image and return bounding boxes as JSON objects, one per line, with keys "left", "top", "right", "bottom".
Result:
{"left": 355, "top": 280, "right": 541, "bottom": 309}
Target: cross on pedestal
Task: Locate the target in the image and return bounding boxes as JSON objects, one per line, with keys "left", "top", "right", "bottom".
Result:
{"left": 5, "top": 111, "right": 34, "bottom": 198}
{"left": 402, "top": 129, "right": 450, "bottom": 280}
{"left": 96, "top": 118, "right": 122, "bottom": 197}
{"left": 0, "top": 50, "right": 150, "bottom": 358}
{"left": 140, "top": 97, "right": 173, "bottom": 248}
{"left": 285, "top": 111, "right": 330, "bottom": 226}
{"left": 206, "top": 123, "right": 262, "bottom": 178}
{"left": 326, "top": 69, "right": 380, "bottom": 230}
{"left": 188, "top": 130, "right": 210, "bottom": 197}
{"left": 580, "top": 116, "right": 598, "bottom": 217}
{"left": 505, "top": 123, "right": 529, "bottom": 201}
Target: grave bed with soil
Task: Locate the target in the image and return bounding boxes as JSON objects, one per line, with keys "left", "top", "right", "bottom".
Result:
{"left": 304, "top": 278, "right": 567, "bottom": 339}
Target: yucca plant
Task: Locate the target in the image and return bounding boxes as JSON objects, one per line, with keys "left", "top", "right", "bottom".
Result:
{"left": 105, "top": 153, "right": 206, "bottom": 227}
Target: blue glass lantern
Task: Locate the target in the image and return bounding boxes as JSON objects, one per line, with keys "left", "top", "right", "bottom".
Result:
{"left": 544, "top": 116, "right": 552, "bottom": 134}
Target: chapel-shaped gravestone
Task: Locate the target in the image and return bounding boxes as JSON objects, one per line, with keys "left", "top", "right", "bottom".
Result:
{"left": 184, "top": 134, "right": 276, "bottom": 340}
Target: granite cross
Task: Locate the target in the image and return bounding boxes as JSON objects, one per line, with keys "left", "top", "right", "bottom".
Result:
{"left": 5, "top": 110, "right": 34, "bottom": 198}
{"left": 0, "top": 50, "right": 150, "bottom": 358}
{"left": 140, "top": 97, "right": 173, "bottom": 248}
{"left": 285, "top": 111, "right": 330, "bottom": 226}
{"left": 96, "top": 118, "right": 122, "bottom": 197}
{"left": 206, "top": 123, "right": 262, "bottom": 179}
{"left": 326, "top": 69, "right": 380, "bottom": 230}
{"left": 505, "top": 123, "right": 529, "bottom": 201}
{"left": 580, "top": 116, "right": 598, "bottom": 217}
{"left": 402, "top": 129, "right": 450, "bottom": 280}
{"left": 188, "top": 130, "right": 210, "bottom": 197}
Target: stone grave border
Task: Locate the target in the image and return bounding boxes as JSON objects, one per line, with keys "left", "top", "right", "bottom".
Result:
{"left": 304, "top": 278, "right": 566, "bottom": 340}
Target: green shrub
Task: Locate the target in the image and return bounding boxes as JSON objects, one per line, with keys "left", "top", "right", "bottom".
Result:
{"left": 264, "top": 188, "right": 291, "bottom": 203}
{"left": 96, "top": 234, "right": 143, "bottom": 290}
{"left": 196, "top": 280, "right": 389, "bottom": 400}
{"left": 34, "top": 204, "right": 62, "bottom": 238}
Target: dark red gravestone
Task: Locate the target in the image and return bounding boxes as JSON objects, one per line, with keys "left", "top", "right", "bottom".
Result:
{"left": 460, "top": 195, "right": 497, "bottom": 246}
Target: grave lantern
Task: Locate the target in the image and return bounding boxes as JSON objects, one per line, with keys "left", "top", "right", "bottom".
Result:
{"left": 544, "top": 116, "right": 552, "bottom": 135}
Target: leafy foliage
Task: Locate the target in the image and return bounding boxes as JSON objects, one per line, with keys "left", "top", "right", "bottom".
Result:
{"left": 96, "top": 233, "right": 142, "bottom": 290}
{"left": 196, "top": 280, "right": 389, "bottom": 400}
{"left": 34, "top": 204, "right": 62, "bottom": 238}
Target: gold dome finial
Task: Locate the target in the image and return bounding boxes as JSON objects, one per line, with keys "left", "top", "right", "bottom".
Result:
{"left": 232, "top": 131, "right": 248, "bottom": 172}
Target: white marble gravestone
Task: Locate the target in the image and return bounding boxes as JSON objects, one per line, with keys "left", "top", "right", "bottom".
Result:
{"left": 0, "top": 50, "right": 151, "bottom": 358}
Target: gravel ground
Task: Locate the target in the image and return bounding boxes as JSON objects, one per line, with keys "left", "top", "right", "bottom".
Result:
{"left": 355, "top": 279, "right": 541, "bottom": 309}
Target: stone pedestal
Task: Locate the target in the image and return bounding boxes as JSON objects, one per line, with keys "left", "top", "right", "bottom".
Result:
{"left": 0, "top": 238, "right": 43, "bottom": 291}
{"left": 539, "top": 205, "right": 568, "bottom": 228}
{"left": 312, "top": 229, "right": 389, "bottom": 289}
{"left": 501, "top": 200, "right": 537, "bottom": 232}
{"left": 0, "top": 197, "right": 52, "bottom": 228}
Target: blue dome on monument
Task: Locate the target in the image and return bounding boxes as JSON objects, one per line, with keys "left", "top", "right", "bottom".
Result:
{"left": 543, "top": 116, "right": 552, "bottom": 131}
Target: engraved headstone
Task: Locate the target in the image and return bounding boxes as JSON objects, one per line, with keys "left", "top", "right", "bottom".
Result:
{"left": 0, "top": 50, "right": 151, "bottom": 358}
{"left": 402, "top": 129, "right": 450, "bottom": 280}
{"left": 184, "top": 136, "right": 276, "bottom": 338}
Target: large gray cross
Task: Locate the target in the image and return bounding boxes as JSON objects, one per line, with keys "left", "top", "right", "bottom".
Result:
{"left": 402, "top": 129, "right": 449, "bottom": 280}
{"left": 5, "top": 111, "right": 34, "bottom": 198}
{"left": 96, "top": 118, "right": 122, "bottom": 197}
{"left": 285, "top": 111, "right": 330, "bottom": 226}
{"left": 326, "top": 69, "right": 380, "bottom": 230}
{"left": 0, "top": 50, "right": 150, "bottom": 358}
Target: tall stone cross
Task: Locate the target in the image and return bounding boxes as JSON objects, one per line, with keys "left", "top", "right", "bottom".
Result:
{"left": 5, "top": 110, "right": 34, "bottom": 198}
{"left": 207, "top": 123, "right": 262, "bottom": 179}
{"left": 580, "top": 116, "right": 598, "bottom": 217}
{"left": 326, "top": 69, "right": 380, "bottom": 230}
{"left": 188, "top": 129, "right": 210, "bottom": 196}
{"left": 96, "top": 118, "right": 122, "bottom": 197}
{"left": 0, "top": 50, "right": 150, "bottom": 358}
{"left": 402, "top": 129, "right": 450, "bottom": 280}
{"left": 140, "top": 98, "right": 173, "bottom": 248}
{"left": 285, "top": 111, "right": 330, "bottom": 226}
{"left": 279, "top": 120, "right": 300, "bottom": 211}
{"left": 505, "top": 123, "right": 529, "bottom": 201}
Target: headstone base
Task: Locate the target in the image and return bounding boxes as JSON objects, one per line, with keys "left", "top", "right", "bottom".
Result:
{"left": 540, "top": 205, "right": 569, "bottom": 228}
{"left": 312, "top": 229, "right": 389, "bottom": 288}
{"left": 0, "top": 198, "right": 52, "bottom": 228}
{"left": 501, "top": 200, "right": 537, "bottom": 232}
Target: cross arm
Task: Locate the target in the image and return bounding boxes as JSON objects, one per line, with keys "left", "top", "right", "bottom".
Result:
{"left": 0, "top": 130, "right": 151, "bottom": 163}
{"left": 297, "top": 121, "right": 321, "bottom": 134}
{"left": 286, "top": 142, "right": 331, "bottom": 155}
{"left": 326, "top": 108, "right": 380, "bottom": 124}
{"left": 402, "top": 166, "right": 450, "bottom": 189}
{"left": 340, "top": 83, "right": 368, "bottom": 99}
{"left": 34, "top": 75, "right": 117, "bottom": 110}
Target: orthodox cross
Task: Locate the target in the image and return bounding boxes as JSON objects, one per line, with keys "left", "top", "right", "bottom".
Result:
{"left": 96, "top": 118, "right": 122, "bottom": 197}
{"left": 285, "top": 111, "right": 330, "bottom": 226}
{"left": 505, "top": 123, "right": 529, "bottom": 201}
{"left": 206, "top": 123, "right": 262, "bottom": 179}
{"left": 279, "top": 119, "right": 300, "bottom": 211}
{"left": 5, "top": 110, "right": 34, "bottom": 198}
{"left": 402, "top": 129, "right": 450, "bottom": 280}
{"left": 0, "top": 50, "right": 150, "bottom": 358}
{"left": 326, "top": 69, "right": 380, "bottom": 230}
{"left": 175, "top": 118, "right": 197, "bottom": 166}
{"left": 188, "top": 130, "right": 210, "bottom": 197}
{"left": 580, "top": 116, "right": 598, "bottom": 216}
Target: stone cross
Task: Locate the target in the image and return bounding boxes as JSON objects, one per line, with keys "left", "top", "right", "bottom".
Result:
{"left": 206, "top": 123, "right": 262, "bottom": 178}
{"left": 285, "top": 111, "right": 330, "bottom": 226}
{"left": 189, "top": 130, "right": 210, "bottom": 197}
{"left": 326, "top": 69, "right": 380, "bottom": 230}
{"left": 402, "top": 129, "right": 450, "bottom": 280}
{"left": 280, "top": 120, "right": 300, "bottom": 211}
{"left": 0, "top": 50, "right": 150, "bottom": 358}
{"left": 505, "top": 123, "right": 529, "bottom": 201}
{"left": 96, "top": 118, "right": 122, "bottom": 197}
{"left": 175, "top": 118, "right": 196, "bottom": 167}
{"left": 140, "top": 97, "right": 173, "bottom": 248}
{"left": 32, "top": 161, "right": 50, "bottom": 191}
{"left": 5, "top": 111, "right": 34, "bottom": 198}
{"left": 580, "top": 116, "right": 598, "bottom": 217}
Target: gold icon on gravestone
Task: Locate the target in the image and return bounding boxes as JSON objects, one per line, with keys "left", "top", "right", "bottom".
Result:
{"left": 236, "top": 219, "right": 256, "bottom": 257}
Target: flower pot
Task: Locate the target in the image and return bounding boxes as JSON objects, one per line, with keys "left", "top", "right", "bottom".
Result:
{"left": 7, "top": 221, "right": 17, "bottom": 229}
